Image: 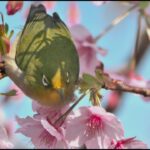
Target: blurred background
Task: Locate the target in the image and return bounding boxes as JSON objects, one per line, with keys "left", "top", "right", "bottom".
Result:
{"left": 0, "top": 1, "right": 150, "bottom": 148}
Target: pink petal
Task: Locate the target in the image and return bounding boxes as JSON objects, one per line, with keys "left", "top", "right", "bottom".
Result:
{"left": 70, "top": 24, "right": 106, "bottom": 75}
{"left": 65, "top": 109, "right": 90, "bottom": 147}
{"left": 70, "top": 24, "right": 92, "bottom": 42}
{"left": 109, "top": 137, "right": 148, "bottom": 149}
{"left": 82, "top": 41, "right": 107, "bottom": 56}
{"left": 41, "top": 119, "right": 62, "bottom": 141}
{"left": 85, "top": 135, "right": 111, "bottom": 149}
{"left": 16, "top": 108, "right": 68, "bottom": 148}
{"left": 16, "top": 116, "right": 37, "bottom": 127}
{"left": 16, "top": 116, "right": 42, "bottom": 139}
{"left": 79, "top": 47, "right": 100, "bottom": 75}
{"left": 89, "top": 106, "right": 124, "bottom": 139}
{"left": 32, "top": 101, "right": 69, "bottom": 121}
{"left": 16, "top": 116, "right": 52, "bottom": 148}
{"left": 125, "top": 139, "right": 148, "bottom": 149}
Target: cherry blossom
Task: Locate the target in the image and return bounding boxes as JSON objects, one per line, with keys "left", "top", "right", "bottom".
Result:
{"left": 109, "top": 137, "right": 148, "bottom": 149}
{"left": 16, "top": 102, "right": 69, "bottom": 149}
{"left": 6, "top": 1, "right": 23, "bottom": 15}
{"left": 70, "top": 24, "right": 107, "bottom": 75}
{"left": 16, "top": 116, "right": 68, "bottom": 149}
{"left": 65, "top": 106, "right": 124, "bottom": 148}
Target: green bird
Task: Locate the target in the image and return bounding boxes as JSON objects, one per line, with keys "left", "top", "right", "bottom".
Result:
{"left": 4, "top": 4, "right": 79, "bottom": 106}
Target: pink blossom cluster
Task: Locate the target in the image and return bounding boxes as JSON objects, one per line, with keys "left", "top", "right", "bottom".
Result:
{"left": 70, "top": 24, "right": 107, "bottom": 76}
{"left": 16, "top": 101, "right": 147, "bottom": 149}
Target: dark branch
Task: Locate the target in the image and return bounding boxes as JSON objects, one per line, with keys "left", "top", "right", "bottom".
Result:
{"left": 0, "top": 61, "right": 6, "bottom": 79}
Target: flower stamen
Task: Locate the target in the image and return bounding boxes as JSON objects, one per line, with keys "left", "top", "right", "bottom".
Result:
{"left": 86, "top": 114, "right": 103, "bottom": 136}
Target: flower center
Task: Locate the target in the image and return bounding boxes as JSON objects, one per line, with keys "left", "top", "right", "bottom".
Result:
{"left": 86, "top": 114, "right": 103, "bottom": 136}
{"left": 113, "top": 137, "right": 136, "bottom": 149}
{"left": 114, "top": 142, "right": 124, "bottom": 149}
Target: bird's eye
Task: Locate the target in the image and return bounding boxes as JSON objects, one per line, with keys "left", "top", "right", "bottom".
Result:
{"left": 42, "top": 74, "right": 49, "bottom": 87}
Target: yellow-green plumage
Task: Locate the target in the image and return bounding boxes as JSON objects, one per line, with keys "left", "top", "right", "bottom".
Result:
{"left": 5, "top": 4, "right": 79, "bottom": 106}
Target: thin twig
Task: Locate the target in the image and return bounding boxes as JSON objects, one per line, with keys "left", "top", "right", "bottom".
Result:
{"left": 54, "top": 90, "right": 89, "bottom": 125}
{"left": 94, "top": 4, "right": 139, "bottom": 42}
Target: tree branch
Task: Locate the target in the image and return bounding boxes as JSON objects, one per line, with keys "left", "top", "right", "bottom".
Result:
{"left": 103, "top": 76, "right": 150, "bottom": 97}
{"left": 105, "top": 15, "right": 150, "bottom": 113}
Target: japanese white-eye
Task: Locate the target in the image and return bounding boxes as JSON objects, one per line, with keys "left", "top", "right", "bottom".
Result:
{"left": 4, "top": 4, "right": 79, "bottom": 106}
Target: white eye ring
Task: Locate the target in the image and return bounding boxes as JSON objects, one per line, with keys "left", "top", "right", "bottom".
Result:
{"left": 42, "top": 74, "right": 49, "bottom": 87}
{"left": 66, "top": 72, "right": 70, "bottom": 83}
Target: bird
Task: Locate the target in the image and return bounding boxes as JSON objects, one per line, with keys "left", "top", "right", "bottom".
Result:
{"left": 3, "top": 4, "right": 79, "bottom": 106}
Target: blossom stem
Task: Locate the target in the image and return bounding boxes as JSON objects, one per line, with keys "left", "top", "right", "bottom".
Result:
{"left": 54, "top": 90, "right": 90, "bottom": 125}
{"left": 94, "top": 3, "right": 139, "bottom": 42}
{"left": 103, "top": 76, "right": 150, "bottom": 97}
